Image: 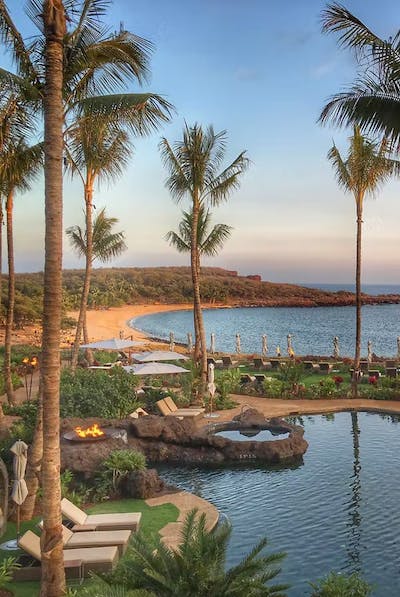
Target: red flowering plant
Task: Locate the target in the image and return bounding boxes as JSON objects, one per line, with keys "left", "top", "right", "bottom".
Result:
{"left": 368, "top": 376, "right": 378, "bottom": 385}
{"left": 332, "top": 375, "right": 344, "bottom": 388}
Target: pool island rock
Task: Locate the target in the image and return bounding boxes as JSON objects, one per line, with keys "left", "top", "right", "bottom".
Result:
{"left": 61, "top": 410, "right": 308, "bottom": 473}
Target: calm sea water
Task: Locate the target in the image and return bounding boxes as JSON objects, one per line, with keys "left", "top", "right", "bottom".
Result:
{"left": 130, "top": 284, "right": 400, "bottom": 357}
{"left": 157, "top": 412, "right": 400, "bottom": 596}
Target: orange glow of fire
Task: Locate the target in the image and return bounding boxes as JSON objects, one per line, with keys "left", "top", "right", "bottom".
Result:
{"left": 74, "top": 423, "right": 105, "bottom": 439}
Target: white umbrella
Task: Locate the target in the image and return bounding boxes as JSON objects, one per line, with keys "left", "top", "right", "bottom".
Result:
{"left": 235, "top": 333, "right": 241, "bottom": 354}
{"left": 287, "top": 334, "right": 293, "bottom": 356}
{"left": 367, "top": 340, "right": 373, "bottom": 364}
{"left": 131, "top": 350, "right": 189, "bottom": 362}
{"left": 169, "top": 331, "right": 175, "bottom": 351}
{"left": 10, "top": 440, "right": 28, "bottom": 538}
{"left": 204, "top": 363, "right": 219, "bottom": 419}
{"left": 80, "top": 337, "right": 144, "bottom": 350}
{"left": 210, "top": 333, "right": 216, "bottom": 354}
{"left": 262, "top": 335, "right": 268, "bottom": 357}
{"left": 123, "top": 362, "right": 190, "bottom": 375}
{"left": 397, "top": 336, "right": 400, "bottom": 359}
{"left": 333, "top": 336, "right": 340, "bottom": 359}
{"left": 187, "top": 333, "right": 193, "bottom": 352}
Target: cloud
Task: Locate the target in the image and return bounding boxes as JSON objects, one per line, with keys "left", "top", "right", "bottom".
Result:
{"left": 310, "top": 60, "right": 336, "bottom": 79}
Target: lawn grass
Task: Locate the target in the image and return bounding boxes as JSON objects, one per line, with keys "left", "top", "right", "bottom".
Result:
{"left": 1, "top": 498, "right": 179, "bottom": 596}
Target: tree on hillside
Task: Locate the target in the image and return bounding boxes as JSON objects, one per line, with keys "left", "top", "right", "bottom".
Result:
{"left": 66, "top": 207, "right": 127, "bottom": 355}
{"left": 41, "top": 1, "right": 67, "bottom": 594}
{"left": 160, "top": 124, "right": 249, "bottom": 390}
{"left": 328, "top": 126, "right": 393, "bottom": 395}
{"left": 83, "top": 509, "right": 288, "bottom": 597}
{"left": 65, "top": 113, "right": 132, "bottom": 369}
{"left": 0, "top": 139, "right": 42, "bottom": 405}
{"left": 320, "top": 3, "right": 400, "bottom": 144}
{"left": 166, "top": 206, "right": 232, "bottom": 348}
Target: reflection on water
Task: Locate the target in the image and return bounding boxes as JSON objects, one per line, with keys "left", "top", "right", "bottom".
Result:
{"left": 157, "top": 412, "right": 400, "bottom": 596}
{"left": 215, "top": 428, "right": 289, "bottom": 441}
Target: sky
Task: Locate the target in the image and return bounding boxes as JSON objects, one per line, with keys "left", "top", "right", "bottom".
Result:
{"left": 4, "top": 0, "right": 400, "bottom": 284}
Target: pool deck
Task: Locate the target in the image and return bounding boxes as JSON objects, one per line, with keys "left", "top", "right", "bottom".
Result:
{"left": 146, "top": 490, "right": 219, "bottom": 551}
{"left": 202, "top": 394, "right": 400, "bottom": 424}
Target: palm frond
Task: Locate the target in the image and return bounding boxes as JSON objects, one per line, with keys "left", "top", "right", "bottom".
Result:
{"left": 0, "top": 1, "right": 38, "bottom": 81}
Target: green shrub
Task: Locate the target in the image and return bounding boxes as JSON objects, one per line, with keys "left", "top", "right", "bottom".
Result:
{"left": 60, "top": 367, "right": 140, "bottom": 418}
{"left": 309, "top": 571, "right": 372, "bottom": 596}
{"left": 278, "top": 361, "right": 304, "bottom": 384}
{"left": 98, "top": 449, "right": 147, "bottom": 495}
{"left": 0, "top": 557, "right": 19, "bottom": 588}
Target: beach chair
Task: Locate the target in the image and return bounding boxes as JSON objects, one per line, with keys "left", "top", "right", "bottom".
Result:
{"left": 164, "top": 396, "right": 205, "bottom": 414}
{"left": 221, "top": 356, "right": 238, "bottom": 369}
{"left": 15, "top": 530, "right": 119, "bottom": 581}
{"left": 156, "top": 398, "right": 203, "bottom": 419}
{"left": 360, "top": 361, "right": 369, "bottom": 373}
{"left": 253, "top": 357, "right": 270, "bottom": 370}
{"left": 240, "top": 374, "right": 256, "bottom": 385}
{"left": 385, "top": 360, "right": 398, "bottom": 369}
{"left": 254, "top": 374, "right": 266, "bottom": 384}
{"left": 61, "top": 498, "right": 141, "bottom": 532}
{"left": 38, "top": 523, "right": 132, "bottom": 556}
{"left": 319, "top": 362, "right": 333, "bottom": 375}
{"left": 386, "top": 367, "right": 398, "bottom": 378}
{"left": 207, "top": 357, "right": 223, "bottom": 369}
{"left": 303, "top": 361, "right": 319, "bottom": 372}
{"left": 269, "top": 359, "right": 282, "bottom": 370}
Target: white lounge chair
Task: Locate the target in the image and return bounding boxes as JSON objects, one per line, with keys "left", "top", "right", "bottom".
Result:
{"left": 61, "top": 497, "right": 141, "bottom": 532}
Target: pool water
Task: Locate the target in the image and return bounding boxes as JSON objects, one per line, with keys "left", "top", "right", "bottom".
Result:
{"left": 215, "top": 428, "right": 289, "bottom": 441}
{"left": 157, "top": 411, "right": 400, "bottom": 596}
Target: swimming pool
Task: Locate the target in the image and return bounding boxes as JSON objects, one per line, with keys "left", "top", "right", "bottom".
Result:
{"left": 157, "top": 411, "right": 400, "bottom": 596}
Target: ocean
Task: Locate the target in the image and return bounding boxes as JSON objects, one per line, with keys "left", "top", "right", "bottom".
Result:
{"left": 130, "top": 284, "right": 400, "bottom": 358}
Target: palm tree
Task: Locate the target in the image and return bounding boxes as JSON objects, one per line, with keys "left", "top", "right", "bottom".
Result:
{"left": 160, "top": 124, "right": 249, "bottom": 389}
{"left": 65, "top": 115, "right": 132, "bottom": 368}
{"left": 166, "top": 206, "right": 232, "bottom": 349}
{"left": 83, "top": 510, "right": 288, "bottom": 597}
{"left": 40, "top": 1, "right": 67, "bottom": 594}
{"left": 319, "top": 3, "right": 400, "bottom": 144}
{"left": 328, "top": 126, "right": 393, "bottom": 395}
{"left": 0, "top": 139, "right": 42, "bottom": 404}
{"left": 66, "top": 206, "right": 127, "bottom": 356}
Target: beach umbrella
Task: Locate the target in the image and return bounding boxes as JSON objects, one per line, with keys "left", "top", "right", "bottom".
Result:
{"left": 276, "top": 345, "right": 281, "bottom": 357}
{"left": 333, "top": 336, "right": 340, "bottom": 359}
{"left": 131, "top": 350, "right": 189, "bottom": 362}
{"left": 397, "top": 336, "right": 400, "bottom": 359}
{"left": 123, "top": 362, "right": 190, "bottom": 375}
{"left": 367, "top": 340, "right": 373, "bottom": 364}
{"left": 262, "top": 335, "right": 268, "bottom": 357}
{"left": 80, "top": 338, "right": 144, "bottom": 350}
{"left": 235, "top": 333, "right": 241, "bottom": 354}
{"left": 287, "top": 334, "right": 293, "bottom": 356}
{"left": 169, "top": 331, "right": 175, "bottom": 351}
{"left": 204, "top": 363, "right": 219, "bottom": 419}
{"left": 10, "top": 440, "right": 28, "bottom": 539}
{"left": 187, "top": 332, "right": 193, "bottom": 352}
{"left": 210, "top": 333, "right": 216, "bottom": 354}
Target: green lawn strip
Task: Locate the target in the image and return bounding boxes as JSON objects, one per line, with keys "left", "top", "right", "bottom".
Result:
{"left": 2, "top": 499, "right": 179, "bottom": 595}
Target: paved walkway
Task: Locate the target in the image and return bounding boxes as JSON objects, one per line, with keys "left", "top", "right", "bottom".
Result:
{"left": 146, "top": 490, "right": 219, "bottom": 551}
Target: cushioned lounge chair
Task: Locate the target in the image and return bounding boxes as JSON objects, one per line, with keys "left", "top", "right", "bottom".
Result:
{"left": 221, "top": 356, "right": 238, "bottom": 368}
{"left": 207, "top": 357, "right": 223, "bottom": 369}
{"left": 253, "top": 357, "right": 271, "bottom": 370}
{"left": 319, "top": 362, "right": 333, "bottom": 375}
{"left": 16, "top": 530, "right": 119, "bottom": 580}
{"left": 38, "top": 522, "right": 131, "bottom": 556}
{"left": 156, "top": 398, "right": 203, "bottom": 419}
{"left": 61, "top": 497, "right": 141, "bottom": 531}
{"left": 303, "top": 361, "right": 319, "bottom": 372}
{"left": 164, "top": 396, "right": 205, "bottom": 414}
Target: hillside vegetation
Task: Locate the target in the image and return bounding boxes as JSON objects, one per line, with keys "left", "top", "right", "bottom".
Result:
{"left": 5, "top": 266, "right": 400, "bottom": 327}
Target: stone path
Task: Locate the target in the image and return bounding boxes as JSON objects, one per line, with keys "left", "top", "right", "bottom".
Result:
{"left": 146, "top": 490, "right": 219, "bottom": 551}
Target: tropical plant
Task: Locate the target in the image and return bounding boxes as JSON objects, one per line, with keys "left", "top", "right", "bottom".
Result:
{"left": 0, "top": 556, "right": 19, "bottom": 588}
{"left": 99, "top": 449, "right": 147, "bottom": 494}
{"left": 90, "top": 509, "right": 288, "bottom": 596}
{"left": 309, "top": 571, "right": 372, "bottom": 596}
{"left": 0, "top": 139, "right": 42, "bottom": 404}
{"left": 327, "top": 126, "right": 393, "bottom": 395}
{"left": 320, "top": 3, "right": 400, "bottom": 146}
{"left": 65, "top": 116, "right": 133, "bottom": 368}
{"left": 66, "top": 205, "right": 128, "bottom": 366}
{"left": 160, "top": 124, "right": 249, "bottom": 390}
{"left": 166, "top": 206, "right": 232, "bottom": 347}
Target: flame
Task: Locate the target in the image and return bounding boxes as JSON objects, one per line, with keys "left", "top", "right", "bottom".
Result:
{"left": 74, "top": 423, "right": 105, "bottom": 439}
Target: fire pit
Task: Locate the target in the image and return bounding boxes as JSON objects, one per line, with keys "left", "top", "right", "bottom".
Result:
{"left": 63, "top": 423, "right": 110, "bottom": 443}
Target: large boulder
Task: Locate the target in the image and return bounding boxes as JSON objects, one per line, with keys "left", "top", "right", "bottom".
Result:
{"left": 232, "top": 408, "right": 266, "bottom": 427}
{"left": 120, "top": 469, "right": 166, "bottom": 499}
{"left": 129, "top": 415, "right": 196, "bottom": 444}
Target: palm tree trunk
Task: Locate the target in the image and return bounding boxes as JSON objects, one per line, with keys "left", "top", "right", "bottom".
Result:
{"left": 20, "top": 397, "right": 43, "bottom": 520}
{"left": 193, "top": 252, "right": 202, "bottom": 360}
{"left": 0, "top": 198, "right": 3, "bottom": 318}
{"left": 4, "top": 191, "right": 15, "bottom": 405}
{"left": 41, "top": 1, "right": 67, "bottom": 594}
{"left": 71, "top": 181, "right": 94, "bottom": 369}
{"left": 353, "top": 199, "right": 363, "bottom": 398}
{"left": 191, "top": 198, "right": 207, "bottom": 393}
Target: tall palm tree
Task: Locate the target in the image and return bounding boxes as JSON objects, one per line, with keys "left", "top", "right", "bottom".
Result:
{"left": 83, "top": 510, "right": 288, "bottom": 597}
{"left": 40, "top": 1, "right": 67, "bottom": 594}
{"left": 0, "top": 139, "right": 42, "bottom": 404}
{"left": 66, "top": 206, "right": 127, "bottom": 354}
{"left": 328, "top": 126, "right": 393, "bottom": 395}
{"left": 166, "top": 206, "right": 232, "bottom": 348}
{"left": 160, "top": 124, "right": 249, "bottom": 389}
{"left": 319, "top": 3, "right": 400, "bottom": 144}
{"left": 65, "top": 116, "right": 132, "bottom": 368}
